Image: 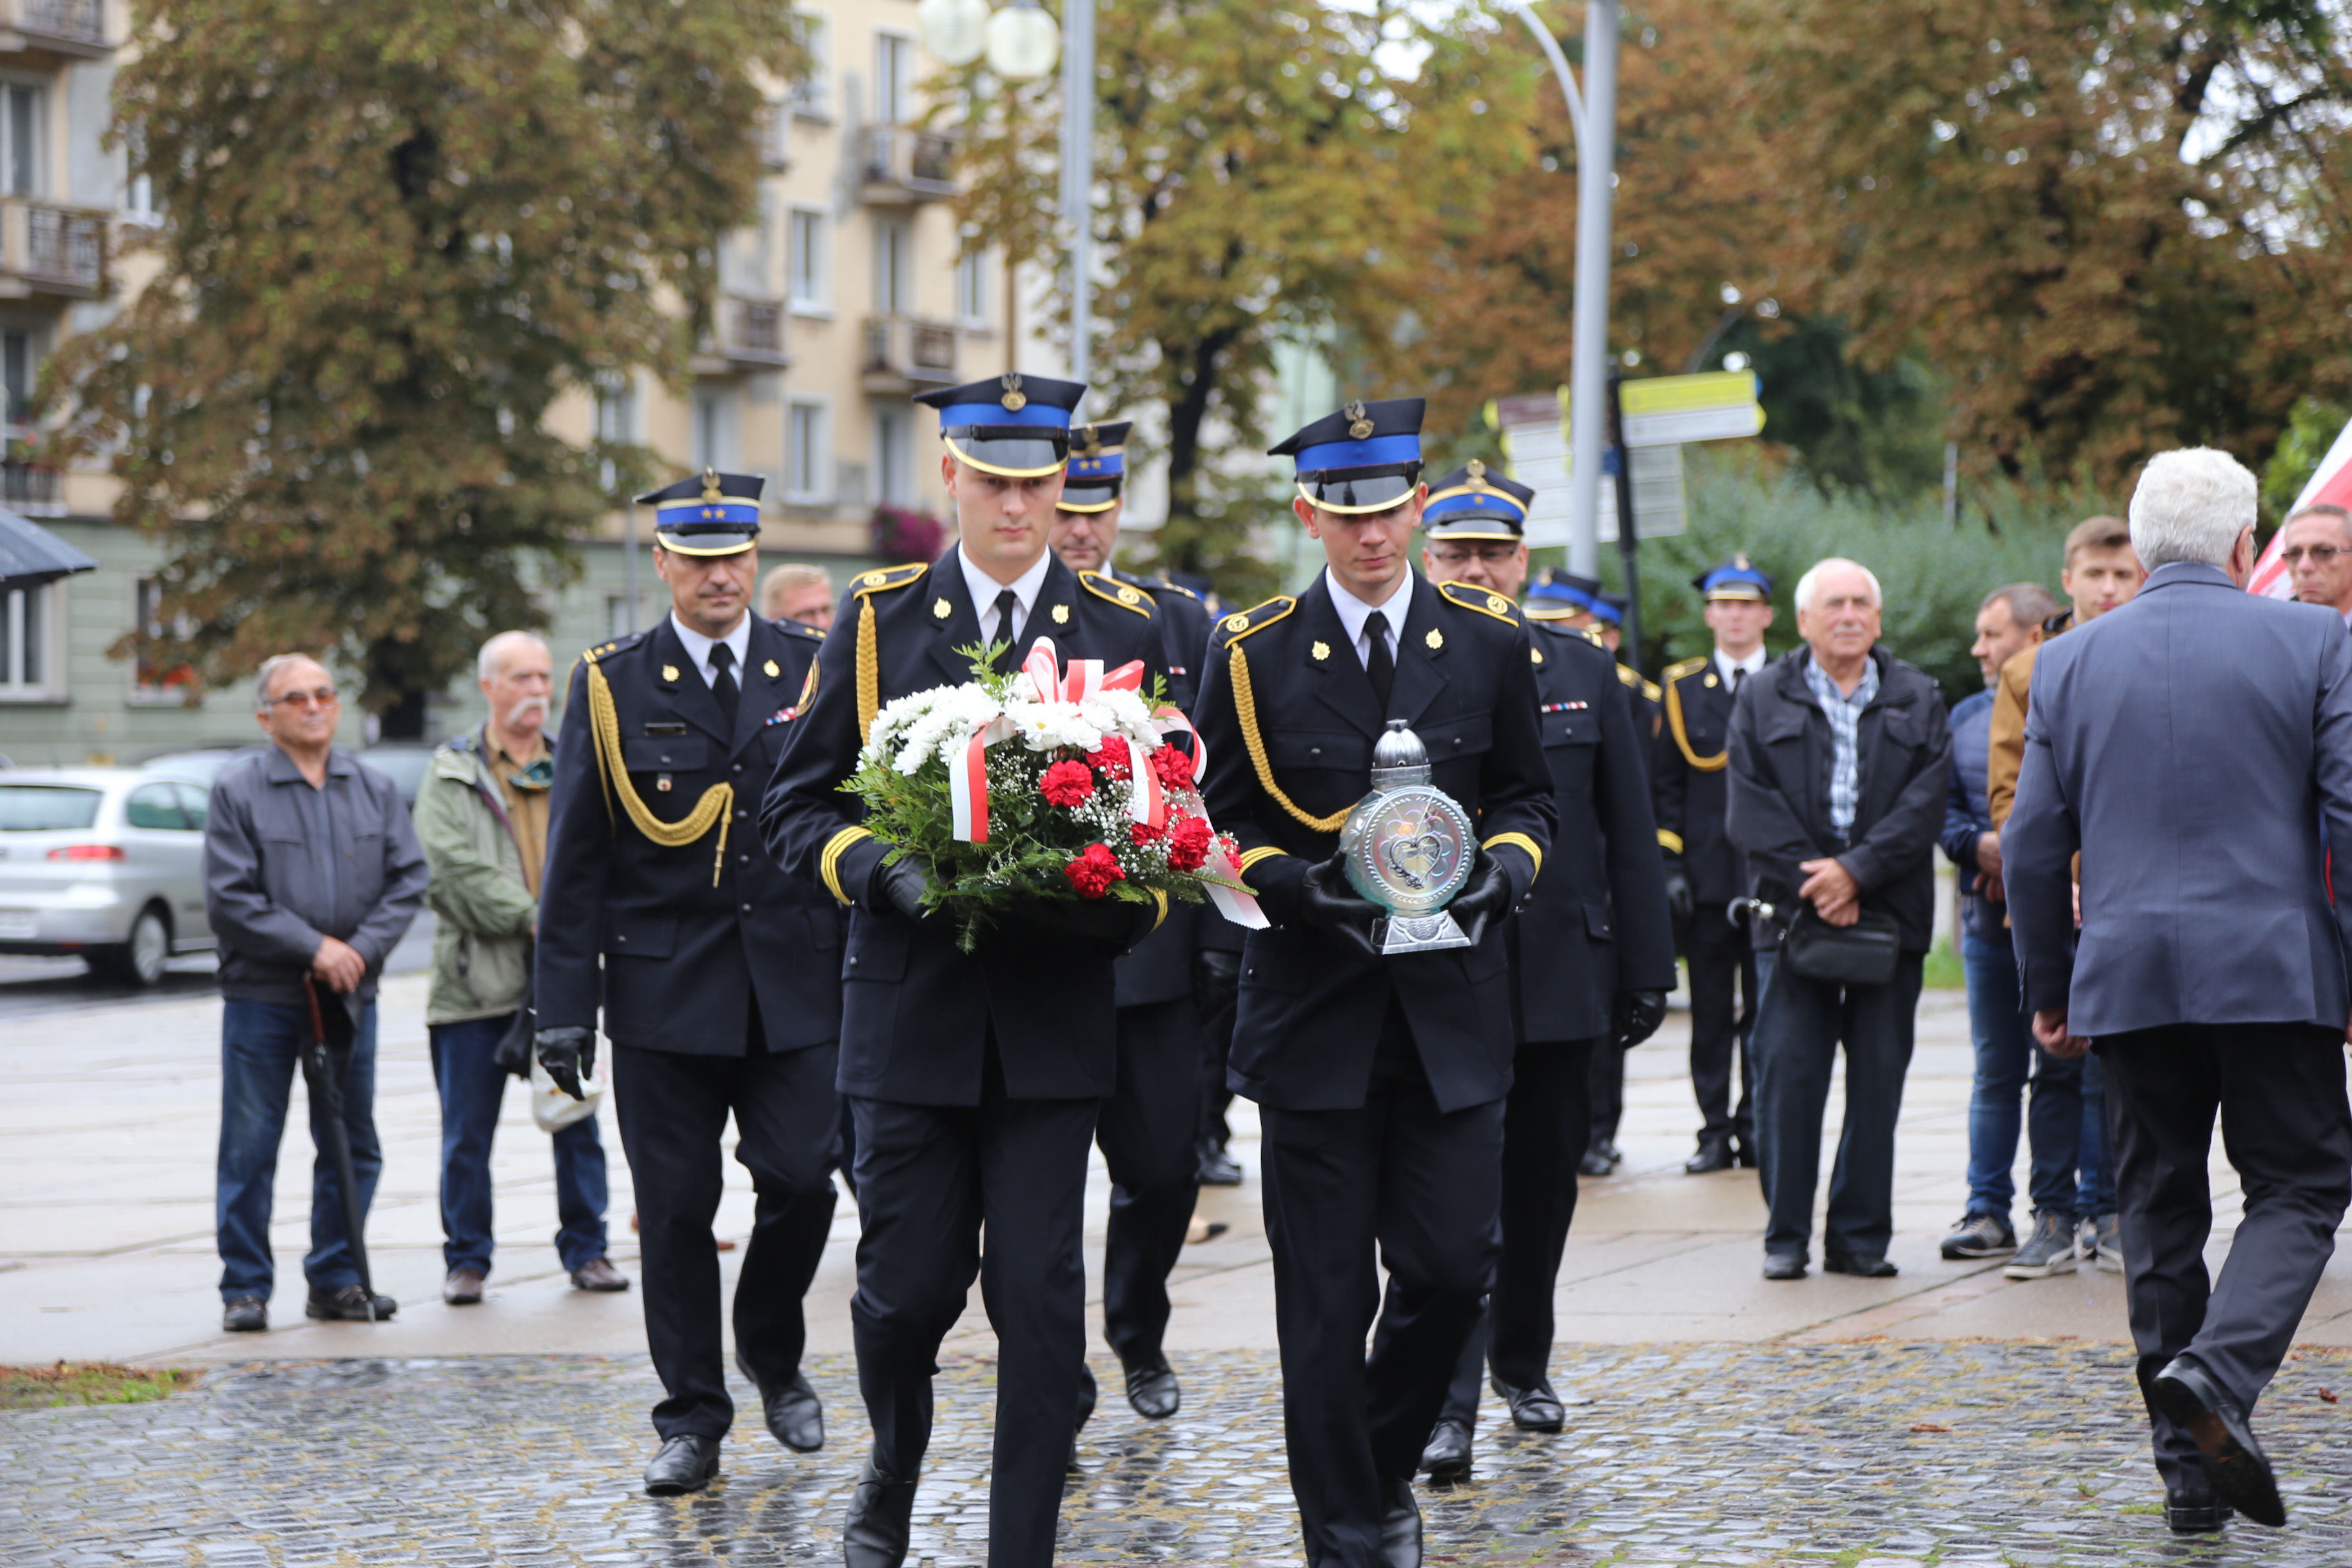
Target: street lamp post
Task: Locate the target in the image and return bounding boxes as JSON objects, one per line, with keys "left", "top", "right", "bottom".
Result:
{"left": 1060, "top": 0, "right": 1095, "bottom": 386}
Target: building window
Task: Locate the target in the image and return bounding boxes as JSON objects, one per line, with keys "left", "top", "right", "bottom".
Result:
{"left": 956, "top": 247, "right": 990, "bottom": 327}
{"left": 120, "top": 121, "right": 158, "bottom": 222}
{"left": 873, "top": 217, "right": 911, "bottom": 315}
{"left": 0, "top": 581, "right": 50, "bottom": 698}
{"left": 874, "top": 30, "right": 914, "bottom": 126}
{"left": 787, "top": 399, "right": 831, "bottom": 505}
{"left": 790, "top": 10, "right": 832, "bottom": 118}
{"left": 132, "top": 576, "right": 197, "bottom": 701}
{"left": 2, "top": 327, "right": 39, "bottom": 431}
{"left": 693, "top": 385, "right": 738, "bottom": 473}
{"left": 1, "top": 84, "right": 40, "bottom": 197}
{"left": 605, "top": 591, "right": 643, "bottom": 640}
{"left": 789, "top": 208, "right": 828, "bottom": 311}
{"left": 874, "top": 407, "right": 911, "bottom": 506}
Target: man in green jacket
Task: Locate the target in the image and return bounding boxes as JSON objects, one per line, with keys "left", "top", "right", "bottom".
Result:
{"left": 416, "top": 631, "right": 626, "bottom": 1305}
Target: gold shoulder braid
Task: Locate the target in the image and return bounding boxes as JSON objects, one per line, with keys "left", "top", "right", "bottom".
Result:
{"left": 583, "top": 649, "right": 732, "bottom": 886}
{"left": 1228, "top": 638, "right": 1351, "bottom": 832}
{"left": 1665, "top": 671, "right": 1727, "bottom": 772}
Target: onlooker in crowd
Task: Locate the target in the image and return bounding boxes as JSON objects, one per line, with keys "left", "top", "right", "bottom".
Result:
{"left": 760, "top": 563, "right": 836, "bottom": 631}
{"left": 2278, "top": 502, "right": 2352, "bottom": 623}
{"left": 2006, "top": 447, "right": 2352, "bottom": 1534}
{"left": 1983, "top": 516, "right": 2143, "bottom": 1275}
{"left": 1939, "top": 581, "right": 2110, "bottom": 1270}
{"left": 207, "top": 654, "right": 427, "bottom": 1332}
{"left": 415, "top": 631, "right": 627, "bottom": 1306}
{"left": 1727, "top": 560, "right": 1949, "bottom": 1281}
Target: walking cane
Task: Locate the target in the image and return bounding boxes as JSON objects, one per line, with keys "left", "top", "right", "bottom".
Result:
{"left": 301, "top": 975, "right": 377, "bottom": 1322}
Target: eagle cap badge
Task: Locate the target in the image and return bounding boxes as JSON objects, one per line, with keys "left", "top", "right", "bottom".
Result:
{"left": 1346, "top": 400, "right": 1373, "bottom": 441}
{"left": 1000, "top": 372, "right": 1027, "bottom": 413}
{"left": 1465, "top": 458, "right": 1488, "bottom": 489}
{"left": 700, "top": 469, "right": 723, "bottom": 502}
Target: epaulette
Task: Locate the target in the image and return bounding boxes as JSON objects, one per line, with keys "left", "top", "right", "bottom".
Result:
{"left": 1213, "top": 594, "right": 1298, "bottom": 644}
{"left": 1436, "top": 580, "right": 1522, "bottom": 625}
{"left": 1155, "top": 579, "right": 1202, "bottom": 602}
{"left": 1081, "top": 569, "right": 1155, "bottom": 616}
{"left": 852, "top": 562, "right": 929, "bottom": 596}
{"left": 1618, "top": 665, "right": 1663, "bottom": 703}
{"left": 1583, "top": 626, "right": 1607, "bottom": 649}
{"left": 1665, "top": 655, "right": 1709, "bottom": 683}
{"left": 787, "top": 619, "right": 825, "bottom": 641}
{"left": 582, "top": 629, "right": 649, "bottom": 665}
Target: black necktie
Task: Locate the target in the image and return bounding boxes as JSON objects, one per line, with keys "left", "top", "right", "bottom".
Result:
{"left": 708, "top": 641, "right": 739, "bottom": 715}
{"left": 1364, "top": 610, "right": 1395, "bottom": 712}
{"left": 993, "top": 589, "right": 1021, "bottom": 649}
{"left": 1730, "top": 665, "right": 1745, "bottom": 694}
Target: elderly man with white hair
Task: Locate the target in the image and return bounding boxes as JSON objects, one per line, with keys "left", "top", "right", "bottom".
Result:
{"left": 1725, "top": 557, "right": 1950, "bottom": 1283}
{"left": 413, "top": 629, "right": 626, "bottom": 1306}
{"left": 2006, "top": 447, "right": 2352, "bottom": 1536}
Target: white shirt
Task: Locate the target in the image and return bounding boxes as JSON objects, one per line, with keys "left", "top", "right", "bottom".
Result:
{"left": 957, "top": 544, "right": 1055, "bottom": 649}
{"left": 669, "top": 611, "right": 751, "bottom": 690}
{"left": 1325, "top": 569, "right": 1414, "bottom": 673}
{"left": 1714, "top": 645, "right": 1766, "bottom": 688}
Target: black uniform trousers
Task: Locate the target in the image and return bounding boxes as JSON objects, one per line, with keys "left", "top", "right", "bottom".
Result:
{"left": 1262, "top": 1006, "right": 1504, "bottom": 1568}
{"left": 1440, "top": 1035, "right": 1596, "bottom": 1426}
{"left": 611, "top": 1028, "right": 839, "bottom": 1443}
{"left": 1686, "top": 914, "right": 1758, "bottom": 1147}
{"left": 848, "top": 1041, "right": 1099, "bottom": 1568}
{"left": 1099, "top": 995, "right": 1204, "bottom": 1366}
{"left": 2099, "top": 1021, "right": 2352, "bottom": 1491}
{"left": 1586, "top": 1043, "right": 1625, "bottom": 1155}
{"left": 1197, "top": 985, "right": 1240, "bottom": 1163}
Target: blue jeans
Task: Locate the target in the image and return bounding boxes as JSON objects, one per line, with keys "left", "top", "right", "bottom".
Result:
{"left": 429, "top": 1014, "right": 609, "bottom": 1276}
{"left": 216, "top": 998, "right": 381, "bottom": 1302}
{"left": 1961, "top": 928, "right": 2113, "bottom": 1219}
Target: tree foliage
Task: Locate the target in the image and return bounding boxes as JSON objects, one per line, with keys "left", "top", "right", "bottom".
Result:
{"left": 58, "top": 0, "right": 801, "bottom": 726}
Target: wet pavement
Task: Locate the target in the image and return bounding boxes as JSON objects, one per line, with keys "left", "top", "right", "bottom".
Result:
{"left": 7, "top": 1344, "right": 2352, "bottom": 1567}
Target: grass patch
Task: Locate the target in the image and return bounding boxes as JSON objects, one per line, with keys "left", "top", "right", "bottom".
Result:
{"left": 0, "top": 1362, "right": 193, "bottom": 1411}
{"left": 1923, "top": 939, "right": 1965, "bottom": 990}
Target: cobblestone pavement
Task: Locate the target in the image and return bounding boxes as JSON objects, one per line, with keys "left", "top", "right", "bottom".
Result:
{"left": 8, "top": 1345, "right": 2352, "bottom": 1567}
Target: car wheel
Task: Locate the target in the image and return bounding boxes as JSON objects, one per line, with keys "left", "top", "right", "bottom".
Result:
{"left": 95, "top": 905, "right": 172, "bottom": 988}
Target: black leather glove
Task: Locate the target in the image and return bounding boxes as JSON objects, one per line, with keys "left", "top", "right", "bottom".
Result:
{"left": 1020, "top": 895, "right": 1151, "bottom": 954}
{"left": 1298, "top": 852, "right": 1384, "bottom": 961}
{"left": 534, "top": 1026, "right": 596, "bottom": 1101}
{"left": 1447, "top": 848, "right": 1515, "bottom": 948}
{"left": 870, "top": 856, "right": 932, "bottom": 923}
{"left": 1193, "top": 948, "right": 1242, "bottom": 1015}
{"left": 1663, "top": 868, "right": 1694, "bottom": 930}
{"left": 1612, "top": 989, "right": 1669, "bottom": 1050}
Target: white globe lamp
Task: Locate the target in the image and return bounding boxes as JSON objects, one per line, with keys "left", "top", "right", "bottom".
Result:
{"left": 917, "top": 0, "right": 990, "bottom": 67}
{"left": 985, "top": 0, "right": 1061, "bottom": 81}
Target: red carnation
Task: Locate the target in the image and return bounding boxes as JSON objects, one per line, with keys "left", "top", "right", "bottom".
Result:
{"left": 1166, "top": 813, "right": 1215, "bottom": 872}
{"left": 1150, "top": 743, "right": 1197, "bottom": 791}
{"left": 1041, "top": 760, "right": 1096, "bottom": 808}
{"left": 1085, "top": 741, "right": 1133, "bottom": 780}
{"left": 1130, "top": 819, "right": 1166, "bottom": 846}
{"left": 1064, "top": 843, "right": 1128, "bottom": 899}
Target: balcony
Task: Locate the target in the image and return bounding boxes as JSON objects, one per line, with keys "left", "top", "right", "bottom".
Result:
{"left": 694, "top": 294, "right": 789, "bottom": 373}
{"left": 861, "top": 314, "right": 958, "bottom": 396}
{"left": 0, "top": 199, "right": 104, "bottom": 299}
{"left": 0, "top": 0, "right": 106, "bottom": 56}
{"left": 859, "top": 126, "right": 956, "bottom": 204}
{"left": 750, "top": 104, "right": 789, "bottom": 172}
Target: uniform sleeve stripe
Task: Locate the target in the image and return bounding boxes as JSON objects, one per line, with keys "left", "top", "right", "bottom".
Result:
{"left": 820, "top": 825, "right": 875, "bottom": 905}
{"left": 1482, "top": 832, "right": 1544, "bottom": 878}
{"left": 1237, "top": 846, "right": 1290, "bottom": 872}
{"left": 1656, "top": 829, "right": 1685, "bottom": 855}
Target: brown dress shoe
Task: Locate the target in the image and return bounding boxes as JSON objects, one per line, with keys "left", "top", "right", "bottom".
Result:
{"left": 571, "top": 1257, "right": 631, "bottom": 1292}
{"left": 442, "top": 1268, "right": 485, "bottom": 1306}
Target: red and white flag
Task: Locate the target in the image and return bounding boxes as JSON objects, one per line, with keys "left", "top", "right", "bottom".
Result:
{"left": 2249, "top": 413, "right": 2352, "bottom": 598}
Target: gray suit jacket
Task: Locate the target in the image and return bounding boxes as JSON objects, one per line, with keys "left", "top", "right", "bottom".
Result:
{"left": 2005, "top": 560, "right": 2352, "bottom": 1034}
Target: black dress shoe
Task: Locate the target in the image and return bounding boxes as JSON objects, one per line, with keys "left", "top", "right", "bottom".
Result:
{"left": 1419, "top": 1418, "right": 1472, "bottom": 1481}
{"left": 2166, "top": 1485, "right": 2233, "bottom": 1534}
{"left": 305, "top": 1285, "right": 397, "bottom": 1320}
{"left": 1576, "top": 1148, "right": 1614, "bottom": 1178}
{"left": 1198, "top": 1147, "right": 1244, "bottom": 1186}
{"left": 1493, "top": 1376, "right": 1565, "bottom": 1431}
{"left": 221, "top": 1295, "right": 266, "bottom": 1333}
{"left": 1123, "top": 1357, "right": 1181, "bottom": 1420}
{"left": 751, "top": 1368, "right": 823, "bottom": 1453}
{"left": 1684, "top": 1138, "right": 1734, "bottom": 1175}
{"left": 1732, "top": 1142, "right": 1759, "bottom": 1169}
{"left": 1761, "top": 1252, "right": 1807, "bottom": 1280}
{"left": 2151, "top": 1357, "right": 2285, "bottom": 1527}
{"left": 1823, "top": 1253, "right": 1898, "bottom": 1278}
{"left": 843, "top": 1457, "right": 919, "bottom": 1568}
{"left": 643, "top": 1434, "right": 720, "bottom": 1495}
{"left": 1378, "top": 1475, "right": 1422, "bottom": 1568}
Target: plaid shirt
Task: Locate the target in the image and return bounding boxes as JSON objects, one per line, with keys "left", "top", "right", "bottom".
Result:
{"left": 1803, "top": 652, "right": 1880, "bottom": 841}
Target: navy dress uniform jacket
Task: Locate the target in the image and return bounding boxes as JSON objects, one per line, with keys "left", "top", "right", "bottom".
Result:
{"left": 536, "top": 614, "right": 838, "bottom": 1054}
{"left": 760, "top": 549, "right": 1170, "bottom": 1104}
{"left": 1110, "top": 568, "right": 1221, "bottom": 1008}
{"left": 1193, "top": 572, "right": 1555, "bottom": 1114}
{"left": 1652, "top": 655, "right": 1747, "bottom": 906}
{"left": 1516, "top": 621, "right": 1678, "bottom": 1041}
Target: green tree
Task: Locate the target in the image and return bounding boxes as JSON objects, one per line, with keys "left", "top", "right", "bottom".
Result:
{"left": 947, "top": 0, "right": 1529, "bottom": 603}
{"left": 57, "top": 0, "right": 801, "bottom": 729}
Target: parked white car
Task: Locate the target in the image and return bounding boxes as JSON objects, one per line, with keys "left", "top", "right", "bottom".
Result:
{"left": 0, "top": 768, "right": 217, "bottom": 985}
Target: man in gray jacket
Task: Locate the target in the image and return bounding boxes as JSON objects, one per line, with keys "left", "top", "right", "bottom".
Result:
{"left": 2007, "top": 447, "right": 2352, "bottom": 1534}
{"left": 206, "top": 653, "right": 427, "bottom": 1333}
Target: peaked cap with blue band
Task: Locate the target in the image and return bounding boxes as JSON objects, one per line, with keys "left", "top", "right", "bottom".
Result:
{"left": 1060, "top": 420, "right": 1131, "bottom": 514}
{"left": 1268, "top": 397, "right": 1426, "bottom": 514}
{"left": 1422, "top": 458, "right": 1532, "bottom": 542}
{"left": 1693, "top": 553, "right": 1774, "bottom": 603}
{"left": 640, "top": 469, "right": 764, "bottom": 556}
{"left": 916, "top": 372, "right": 1088, "bottom": 480}
{"left": 1525, "top": 568, "right": 1600, "bottom": 621}
{"left": 1590, "top": 591, "right": 1627, "bottom": 626}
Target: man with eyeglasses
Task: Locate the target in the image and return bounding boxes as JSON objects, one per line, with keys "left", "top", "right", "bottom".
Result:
{"left": 206, "top": 653, "right": 428, "bottom": 1334}
{"left": 2280, "top": 504, "right": 2352, "bottom": 624}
